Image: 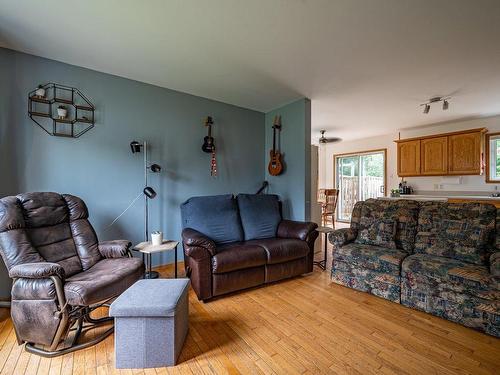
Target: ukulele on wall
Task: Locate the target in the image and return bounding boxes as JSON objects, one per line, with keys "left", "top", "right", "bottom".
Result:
{"left": 268, "top": 115, "right": 283, "bottom": 176}
{"left": 202, "top": 116, "right": 217, "bottom": 177}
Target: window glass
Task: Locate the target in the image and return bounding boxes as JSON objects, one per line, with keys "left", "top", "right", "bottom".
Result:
{"left": 490, "top": 136, "right": 500, "bottom": 181}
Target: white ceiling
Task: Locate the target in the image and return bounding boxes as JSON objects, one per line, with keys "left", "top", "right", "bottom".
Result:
{"left": 1, "top": 0, "right": 500, "bottom": 142}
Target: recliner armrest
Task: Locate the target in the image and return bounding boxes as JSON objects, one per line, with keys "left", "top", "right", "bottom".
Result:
{"left": 9, "top": 262, "right": 65, "bottom": 281}
{"left": 98, "top": 240, "right": 132, "bottom": 258}
{"left": 182, "top": 228, "right": 216, "bottom": 256}
{"left": 277, "top": 220, "right": 318, "bottom": 241}
{"left": 328, "top": 228, "right": 357, "bottom": 249}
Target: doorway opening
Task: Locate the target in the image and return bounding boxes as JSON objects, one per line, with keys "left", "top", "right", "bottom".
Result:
{"left": 334, "top": 149, "right": 386, "bottom": 222}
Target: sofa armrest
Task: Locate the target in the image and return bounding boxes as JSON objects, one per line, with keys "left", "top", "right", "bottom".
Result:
{"left": 98, "top": 240, "right": 132, "bottom": 258}
{"left": 328, "top": 228, "right": 357, "bottom": 249}
{"left": 277, "top": 220, "right": 318, "bottom": 241}
{"left": 182, "top": 228, "right": 216, "bottom": 256}
{"left": 9, "top": 262, "right": 65, "bottom": 281}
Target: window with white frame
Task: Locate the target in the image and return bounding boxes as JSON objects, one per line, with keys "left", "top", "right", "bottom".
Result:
{"left": 488, "top": 134, "right": 500, "bottom": 182}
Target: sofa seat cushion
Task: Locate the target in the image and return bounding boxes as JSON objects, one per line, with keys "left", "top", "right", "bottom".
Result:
{"left": 212, "top": 244, "right": 267, "bottom": 274}
{"left": 334, "top": 243, "right": 408, "bottom": 275}
{"left": 402, "top": 254, "right": 499, "bottom": 301}
{"left": 246, "top": 238, "right": 309, "bottom": 265}
{"left": 401, "top": 276, "right": 500, "bottom": 337}
{"left": 332, "top": 260, "right": 401, "bottom": 303}
{"left": 64, "top": 257, "right": 144, "bottom": 306}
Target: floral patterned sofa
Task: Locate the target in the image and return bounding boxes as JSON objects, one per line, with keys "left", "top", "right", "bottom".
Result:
{"left": 329, "top": 198, "right": 500, "bottom": 337}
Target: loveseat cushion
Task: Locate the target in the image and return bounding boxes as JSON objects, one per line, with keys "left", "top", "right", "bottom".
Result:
{"left": 211, "top": 244, "right": 267, "bottom": 273}
{"left": 237, "top": 194, "right": 281, "bottom": 240}
{"left": 334, "top": 243, "right": 408, "bottom": 275}
{"left": 64, "top": 257, "right": 144, "bottom": 306}
{"left": 246, "top": 238, "right": 309, "bottom": 265}
{"left": 354, "top": 199, "right": 419, "bottom": 252}
{"left": 402, "top": 253, "right": 498, "bottom": 301}
{"left": 181, "top": 194, "right": 243, "bottom": 244}
{"left": 414, "top": 202, "right": 496, "bottom": 265}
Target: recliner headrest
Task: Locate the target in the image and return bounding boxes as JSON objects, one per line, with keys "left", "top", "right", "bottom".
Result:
{"left": 17, "top": 192, "right": 69, "bottom": 228}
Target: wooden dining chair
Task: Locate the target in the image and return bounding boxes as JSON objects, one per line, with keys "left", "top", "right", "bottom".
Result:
{"left": 320, "top": 189, "right": 339, "bottom": 228}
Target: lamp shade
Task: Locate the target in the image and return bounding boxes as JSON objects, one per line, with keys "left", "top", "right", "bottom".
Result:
{"left": 150, "top": 163, "right": 161, "bottom": 173}
{"left": 130, "top": 141, "right": 142, "bottom": 153}
{"left": 143, "top": 186, "right": 157, "bottom": 199}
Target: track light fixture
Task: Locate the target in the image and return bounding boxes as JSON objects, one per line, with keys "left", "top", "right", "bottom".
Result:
{"left": 420, "top": 96, "right": 451, "bottom": 114}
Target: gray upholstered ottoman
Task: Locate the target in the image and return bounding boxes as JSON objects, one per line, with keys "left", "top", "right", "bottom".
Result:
{"left": 110, "top": 278, "right": 190, "bottom": 368}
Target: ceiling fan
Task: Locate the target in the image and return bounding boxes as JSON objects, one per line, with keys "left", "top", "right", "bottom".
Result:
{"left": 319, "top": 130, "right": 341, "bottom": 144}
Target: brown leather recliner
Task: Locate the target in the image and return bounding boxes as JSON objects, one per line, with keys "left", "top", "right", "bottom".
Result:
{"left": 181, "top": 194, "right": 318, "bottom": 301}
{"left": 0, "top": 192, "right": 144, "bottom": 357}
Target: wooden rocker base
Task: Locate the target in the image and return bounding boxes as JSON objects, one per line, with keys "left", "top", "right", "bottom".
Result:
{"left": 25, "top": 315, "right": 114, "bottom": 358}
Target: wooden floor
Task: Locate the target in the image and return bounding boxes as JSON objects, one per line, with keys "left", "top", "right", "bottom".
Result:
{"left": 1, "top": 245, "right": 500, "bottom": 375}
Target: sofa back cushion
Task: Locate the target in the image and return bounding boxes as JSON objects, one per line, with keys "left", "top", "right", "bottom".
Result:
{"left": 415, "top": 202, "right": 496, "bottom": 265}
{"left": 180, "top": 194, "right": 244, "bottom": 244}
{"left": 353, "top": 199, "right": 420, "bottom": 252}
{"left": 237, "top": 194, "right": 281, "bottom": 240}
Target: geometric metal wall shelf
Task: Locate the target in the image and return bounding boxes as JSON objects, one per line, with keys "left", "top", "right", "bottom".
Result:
{"left": 28, "top": 83, "right": 95, "bottom": 138}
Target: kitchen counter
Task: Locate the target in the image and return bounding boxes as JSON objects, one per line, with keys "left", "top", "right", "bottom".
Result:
{"left": 381, "top": 194, "right": 500, "bottom": 200}
{"left": 379, "top": 195, "right": 500, "bottom": 206}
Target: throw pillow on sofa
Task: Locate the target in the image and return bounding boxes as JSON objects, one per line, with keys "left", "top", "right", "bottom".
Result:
{"left": 237, "top": 194, "right": 281, "bottom": 240}
{"left": 355, "top": 218, "right": 397, "bottom": 249}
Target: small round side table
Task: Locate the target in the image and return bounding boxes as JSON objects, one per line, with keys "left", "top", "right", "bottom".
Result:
{"left": 314, "top": 226, "right": 335, "bottom": 270}
{"left": 133, "top": 240, "right": 179, "bottom": 279}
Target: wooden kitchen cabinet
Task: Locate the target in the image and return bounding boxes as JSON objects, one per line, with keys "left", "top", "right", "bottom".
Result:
{"left": 395, "top": 128, "right": 485, "bottom": 177}
{"left": 397, "top": 140, "right": 420, "bottom": 176}
{"left": 421, "top": 136, "right": 448, "bottom": 175}
{"left": 447, "top": 132, "right": 482, "bottom": 175}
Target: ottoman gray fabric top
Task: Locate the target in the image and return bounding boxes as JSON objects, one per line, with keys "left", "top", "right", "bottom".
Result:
{"left": 110, "top": 279, "right": 190, "bottom": 317}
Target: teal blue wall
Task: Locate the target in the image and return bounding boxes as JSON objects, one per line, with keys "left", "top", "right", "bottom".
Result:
{"left": 265, "top": 98, "right": 312, "bottom": 221}
{"left": 0, "top": 47, "right": 265, "bottom": 271}
{"left": 0, "top": 48, "right": 15, "bottom": 298}
{"left": 0, "top": 48, "right": 16, "bottom": 197}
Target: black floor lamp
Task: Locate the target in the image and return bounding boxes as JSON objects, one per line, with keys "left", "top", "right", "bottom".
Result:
{"left": 130, "top": 141, "right": 161, "bottom": 244}
{"left": 106, "top": 141, "right": 162, "bottom": 278}
{"left": 130, "top": 141, "right": 162, "bottom": 279}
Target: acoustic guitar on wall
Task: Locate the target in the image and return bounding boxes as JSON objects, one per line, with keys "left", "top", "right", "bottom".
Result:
{"left": 202, "top": 116, "right": 217, "bottom": 177}
{"left": 268, "top": 115, "right": 283, "bottom": 176}
{"left": 202, "top": 116, "right": 215, "bottom": 153}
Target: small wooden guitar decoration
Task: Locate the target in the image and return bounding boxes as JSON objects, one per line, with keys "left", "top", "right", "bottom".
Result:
{"left": 268, "top": 115, "right": 283, "bottom": 176}
{"left": 202, "top": 116, "right": 218, "bottom": 177}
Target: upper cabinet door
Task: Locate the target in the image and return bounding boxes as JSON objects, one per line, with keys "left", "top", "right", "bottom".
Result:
{"left": 448, "top": 132, "right": 482, "bottom": 175}
{"left": 421, "top": 136, "right": 448, "bottom": 175}
{"left": 397, "top": 140, "right": 421, "bottom": 176}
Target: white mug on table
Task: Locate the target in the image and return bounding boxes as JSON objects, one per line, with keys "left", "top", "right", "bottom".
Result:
{"left": 151, "top": 231, "right": 163, "bottom": 246}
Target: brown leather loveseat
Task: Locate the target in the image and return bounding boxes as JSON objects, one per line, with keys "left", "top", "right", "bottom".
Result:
{"left": 181, "top": 194, "right": 318, "bottom": 301}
